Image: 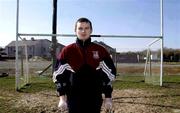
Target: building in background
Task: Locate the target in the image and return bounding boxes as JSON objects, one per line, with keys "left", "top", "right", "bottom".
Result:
{"left": 93, "top": 40, "right": 116, "bottom": 62}
{"left": 5, "top": 38, "right": 65, "bottom": 59}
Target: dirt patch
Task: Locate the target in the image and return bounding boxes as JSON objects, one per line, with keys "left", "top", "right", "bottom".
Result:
{"left": 9, "top": 89, "right": 174, "bottom": 113}
{"left": 112, "top": 89, "right": 170, "bottom": 113}
{"left": 11, "top": 91, "right": 63, "bottom": 113}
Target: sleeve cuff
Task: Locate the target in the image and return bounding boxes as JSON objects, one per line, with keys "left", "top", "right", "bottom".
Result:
{"left": 56, "top": 82, "right": 66, "bottom": 96}
{"left": 57, "top": 90, "right": 66, "bottom": 96}
{"left": 104, "top": 93, "right": 112, "bottom": 98}
{"left": 103, "top": 85, "right": 113, "bottom": 98}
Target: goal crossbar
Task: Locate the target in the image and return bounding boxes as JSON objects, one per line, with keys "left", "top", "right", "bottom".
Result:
{"left": 18, "top": 33, "right": 162, "bottom": 39}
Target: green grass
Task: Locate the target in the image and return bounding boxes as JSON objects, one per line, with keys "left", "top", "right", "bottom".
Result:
{"left": 0, "top": 76, "right": 55, "bottom": 93}
{"left": 19, "top": 76, "right": 55, "bottom": 93}
{"left": 114, "top": 75, "right": 180, "bottom": 90}
{"left": 1, "top": 75, "right": 179, "bottom": 93}
{"left": 113, "top": 75, "right": 163, "bottom": 90}
{"left": 0, "top": 76, "right": 16, "bottom": 90}
{"left": 163, "top": 75, "right": 180, "bottom": 83}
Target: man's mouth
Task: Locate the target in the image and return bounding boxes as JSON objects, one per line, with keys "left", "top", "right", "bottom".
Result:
{"left": 81, "top": 34, "right": 86, "bottom": 37}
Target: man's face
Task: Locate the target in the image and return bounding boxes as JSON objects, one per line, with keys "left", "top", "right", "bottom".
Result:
{"left": 75, "top": 22, "right": 92, "bottom": 41}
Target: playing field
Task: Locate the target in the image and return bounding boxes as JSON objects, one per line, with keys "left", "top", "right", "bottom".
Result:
{"left": 0, "top": 75, "right": 180, "bottom": 113}
{"left": 0, "top": 60, "right": 180, "bottom": 113}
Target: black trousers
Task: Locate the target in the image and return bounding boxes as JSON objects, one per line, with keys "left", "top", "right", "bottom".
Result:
{"left": 67, "top": 95, "right": 103, "bottom": 113}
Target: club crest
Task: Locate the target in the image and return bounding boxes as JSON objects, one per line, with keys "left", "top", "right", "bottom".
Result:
{"left": 92, "top": 51, "right": 99, "bottom": 59}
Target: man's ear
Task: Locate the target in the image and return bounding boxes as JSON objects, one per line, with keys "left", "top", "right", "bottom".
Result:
{"left": 74, "top": 28, "right": 77, "bottom": 33}
{"left": 90, "top": 29, "right": 93, "bottom": 34}
{"left": 74, "top": 28, "right": 76, "bottom": 33}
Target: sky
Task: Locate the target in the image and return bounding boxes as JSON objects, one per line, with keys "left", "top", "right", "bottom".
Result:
{"left": 0, "top": 0, "right": 180, "bottom": 52}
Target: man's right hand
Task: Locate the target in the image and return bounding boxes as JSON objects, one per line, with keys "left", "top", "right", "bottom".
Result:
{"left": 104, "top": 98, "right": 113, "bottom": 111}
{"left": 58, "top": 96, "right": 68, "bottom": 111}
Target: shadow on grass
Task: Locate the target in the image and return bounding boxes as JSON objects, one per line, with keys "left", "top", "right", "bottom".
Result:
{"left": 113, "top": 100, "right": 180, "bottom": 109}
{"left": 113, "top": 94, "right": 180, "bottom": 109}
{"left": 164, "top": 81, "right": 180, "bottom": 84}
{"left": 114, "top": 79, "right": 180, "bottom": 89}
{"left": 115, "top": 79, "right": 145, "bottom": 83}
{"left": 113, "top": 94, "right": 180, "bottom": 100}
{"left": 18, "top": 82, "right": 55, "bottom": 93}
{"left": 113, "top": 79, "right": 156, "bottom": 89}
{"left": 163, "top": 82, "right": 180, "bottom": 89}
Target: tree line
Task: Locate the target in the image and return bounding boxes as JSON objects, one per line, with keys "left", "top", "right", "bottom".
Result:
{"left": 118, "top": 47, "right": 180, "bottom": 62}
{"left": 162, "top": 48, "right": 180, "bottom": 62}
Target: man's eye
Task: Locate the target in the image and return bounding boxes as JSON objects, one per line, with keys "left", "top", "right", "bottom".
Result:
{"left": 78, "top": 28, "right": 83, "bottom": 30}
{"left": 85, "top": 27, "right": 90, "bottom": 30}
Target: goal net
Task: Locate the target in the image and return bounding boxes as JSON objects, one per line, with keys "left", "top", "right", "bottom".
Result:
{"left": 144, "top": 38, "right": 162, "bottom": 85}
{"left": 15, "top": 40, "right": 29, "bottom": 90}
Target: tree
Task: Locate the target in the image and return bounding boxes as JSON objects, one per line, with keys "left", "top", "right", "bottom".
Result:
{"left": 162, "top": 47, "right": 180, "bottom": 62}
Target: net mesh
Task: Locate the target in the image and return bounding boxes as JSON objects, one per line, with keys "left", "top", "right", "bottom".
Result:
{"left": 144, "top": 39, "right": 161, "bottom": 85}
{"left": 17, "top": 42, "right": 30, "bottom": 88}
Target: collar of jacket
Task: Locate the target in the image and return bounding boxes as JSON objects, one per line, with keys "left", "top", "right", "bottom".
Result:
{"left": 76, "top": 37, "right": 91, "bottom": 48}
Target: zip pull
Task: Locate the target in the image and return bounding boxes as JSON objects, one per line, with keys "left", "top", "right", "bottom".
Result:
{"left": 83, "top": 40, "right": 85, "bottom": 46}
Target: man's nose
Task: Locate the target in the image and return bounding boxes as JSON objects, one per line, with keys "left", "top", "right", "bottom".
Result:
{"left": 81, "top": 29, "right": 85, "bottom": 32}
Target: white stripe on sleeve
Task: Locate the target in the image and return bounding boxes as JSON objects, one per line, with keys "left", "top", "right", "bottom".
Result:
{"left": 53, "top": 63, "right": 74, "bottom": 83}
{"left": 96, "top": 61, "right": 115, "bottom": 81}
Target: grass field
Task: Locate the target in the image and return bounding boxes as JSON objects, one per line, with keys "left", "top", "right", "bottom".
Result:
{"left": 0, "top": 60, "right": 180, "bottom": 112}
{"left": 1, "top": 60, "right": 180, "bottom": 76}
{"left": 0, "top": 75, "right": 180, "bottom": 113}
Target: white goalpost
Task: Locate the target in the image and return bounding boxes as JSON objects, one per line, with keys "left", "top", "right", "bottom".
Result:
{"left": 15, "top": 0, "right": 164, "bottom": 90}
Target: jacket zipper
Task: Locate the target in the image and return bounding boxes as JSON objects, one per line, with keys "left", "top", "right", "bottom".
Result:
{"left": 83, "top": 40, "right": 85, "bottom": 46}
{"left": 82, "top": 41, "right": 87, "bottom": 64}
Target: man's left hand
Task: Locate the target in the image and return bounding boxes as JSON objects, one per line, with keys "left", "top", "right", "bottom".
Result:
{"left": 104, "top": 98, "right": 112, "bottom": 111}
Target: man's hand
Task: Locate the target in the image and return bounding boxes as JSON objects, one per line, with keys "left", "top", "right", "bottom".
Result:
{"left": 104, "top": 98, "right": 113, "bottom": 111}
{"left": 58, "top": 96, "right": 68, "bottom": 111}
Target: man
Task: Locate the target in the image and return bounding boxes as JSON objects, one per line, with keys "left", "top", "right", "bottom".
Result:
{"left": 53, "top": 17, "right": 116, "bottom": 113}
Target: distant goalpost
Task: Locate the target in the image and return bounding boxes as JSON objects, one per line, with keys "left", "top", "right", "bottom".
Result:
{"left": 15, "top": 0, "right": 164, "bottom": 90}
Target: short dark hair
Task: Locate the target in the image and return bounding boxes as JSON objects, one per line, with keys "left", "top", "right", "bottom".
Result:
{"left": 75, "top": 17, "right": 93, "bottom": 31}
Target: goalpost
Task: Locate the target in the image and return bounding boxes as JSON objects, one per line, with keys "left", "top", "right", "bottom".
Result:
{"left": 143, "top": 0, "right": 164, "bottom": 86}
{"left": 15, "top": 0, "right": 164, "bottom": 90}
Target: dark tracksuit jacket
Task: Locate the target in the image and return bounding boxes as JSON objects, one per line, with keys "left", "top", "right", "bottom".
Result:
{"left": 53, "top": 38, "right": 116, "bottom": 113}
